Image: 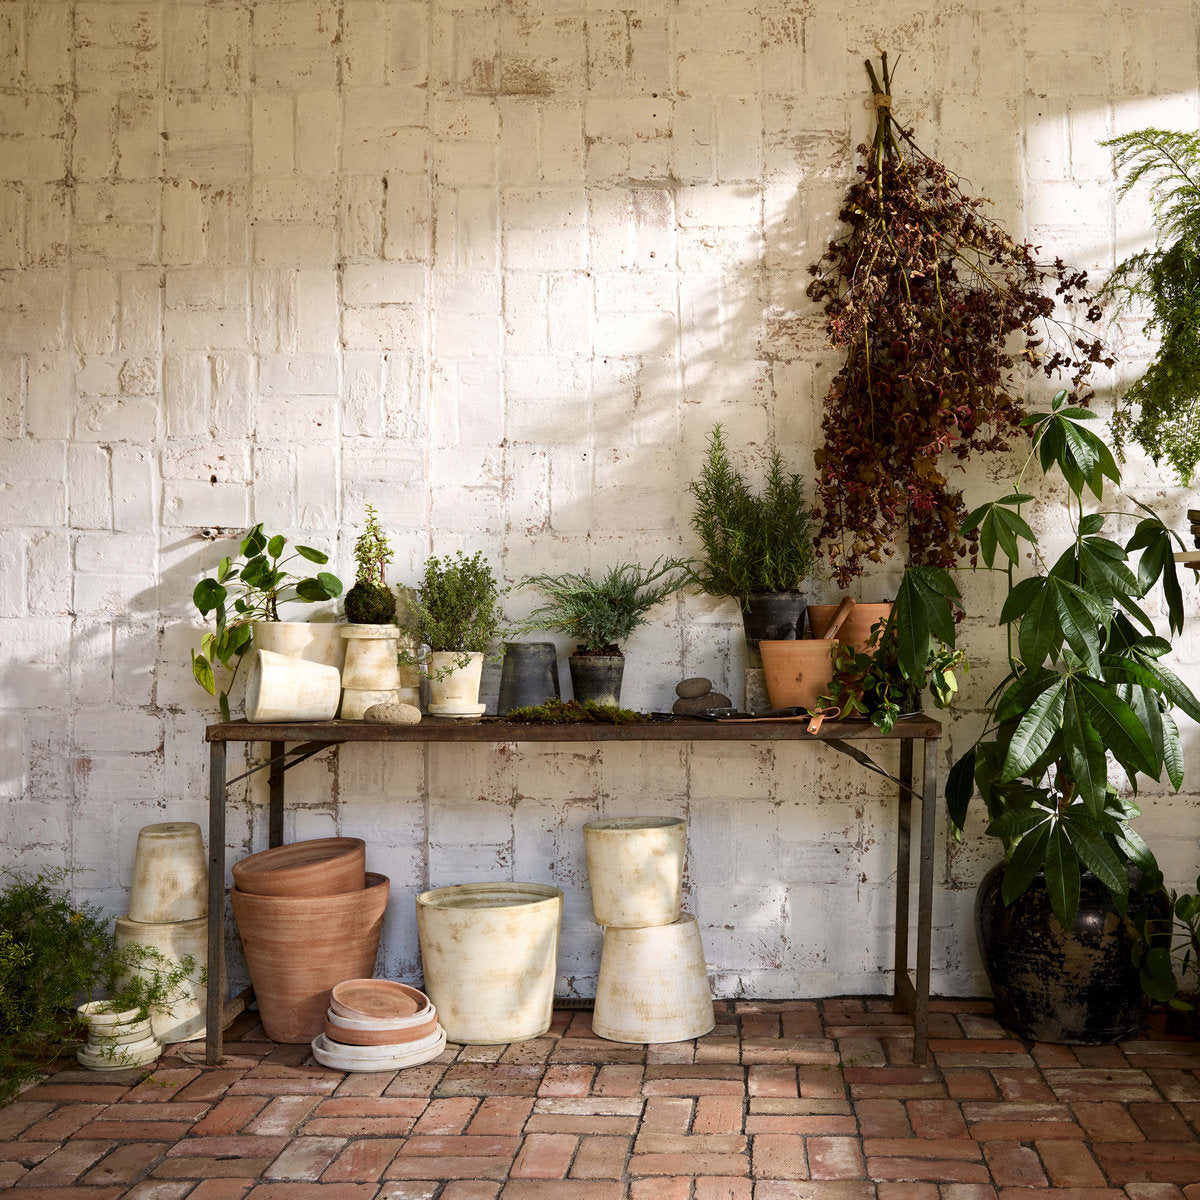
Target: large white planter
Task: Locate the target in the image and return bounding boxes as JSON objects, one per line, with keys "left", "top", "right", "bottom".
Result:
{"left": 245, "top": 649, "right": 341, "bottom": 722}
{"left": 583, "top": 816, "right": 686, "bottom": 928}
{"left": 426, "top": 650, "right": 484, "bottom": 716}
{"left": 252, "top": 620, "right": 347, "bottom": 673}
{"left": 127, "top": 821, "right": 207, "bottom": 924}
{"left": 416, "top": 882, "right": 562, "bottom": 1044}
{"left": 114, "top": 915, "right": 215, "bottom": 1044}
{"left": 592, "top": 913, "right": 715, "bottom": 1044}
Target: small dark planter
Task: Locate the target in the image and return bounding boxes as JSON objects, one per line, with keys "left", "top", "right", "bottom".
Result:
{"left": 741, "top": 592, "right": 807, "bottom": 649}
{"left": 497, "top": 642, "right": 561, "bottom": 714}
{"left": 568, "top": 653, "right": 625, "bottom": 707}
{"left": 976, "top": 862, "right": 1149, "bottom": 1044}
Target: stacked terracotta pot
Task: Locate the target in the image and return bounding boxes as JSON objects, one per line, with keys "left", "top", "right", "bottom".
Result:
{"left": 311, "top": 978, "right": 447, "bottom": 1071}
{"left": 583, "top": 817, "right": 715, "bottom": 1044}
{"left": 230, "top": 837, "right": 389, "bottom": 1043}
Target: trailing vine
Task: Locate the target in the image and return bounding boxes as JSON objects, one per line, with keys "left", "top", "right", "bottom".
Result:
{"left": 807, "top": 54, "right": 1112, "bottom": 587}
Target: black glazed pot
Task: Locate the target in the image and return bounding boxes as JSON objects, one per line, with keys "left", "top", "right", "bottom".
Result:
{"left": 568, "top": 653, "right": 624, "bottom": 707}
{"left": 741, "top": 592, "right": 807, "bottom": 649}
{"left": 976, "top": 861, "right": 1149, "bottom": 1044}
{"left": 497, "top": 642, "right": 561, "bottom": 714}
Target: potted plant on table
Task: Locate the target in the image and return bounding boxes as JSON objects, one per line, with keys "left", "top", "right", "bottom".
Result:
{"left": 520, "top": 559, "right": 689, "bottom": 706}
{"left": 413, "top": 550, "right": 505, "bottom": 716}
{"left": 946, "top": 391, "right": 1199, "bottom": 1043}
{"left": 192, "top": 525, "right": 343, "bottom": 720}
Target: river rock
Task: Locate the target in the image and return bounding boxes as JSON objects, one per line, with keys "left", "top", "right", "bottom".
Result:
{"left": 672, "top": 691, "right": 732, "bottom": 716}
{"left": 364, "top": 702, "right": 422, "bottom": 725}
{"left": 676, "top": 677, "right": 712, "bottom": 699}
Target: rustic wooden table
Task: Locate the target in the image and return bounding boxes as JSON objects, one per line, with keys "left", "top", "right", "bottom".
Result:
{"left": 204, "top": 715, "right": 942, "bottom": 1065}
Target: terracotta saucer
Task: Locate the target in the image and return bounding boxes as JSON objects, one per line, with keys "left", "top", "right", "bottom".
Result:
{"left": 330, "top": 979, "right": 428, "bottom": 1021}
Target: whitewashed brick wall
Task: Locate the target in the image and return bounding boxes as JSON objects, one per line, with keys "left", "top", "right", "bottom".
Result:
{"left": 3, "top": 0, "right": 1199, "bottom": 1000}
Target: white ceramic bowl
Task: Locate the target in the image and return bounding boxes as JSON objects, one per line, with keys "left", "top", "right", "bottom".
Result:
{"left": 310, "top": 1025, "right": 447, "bottom": 1072}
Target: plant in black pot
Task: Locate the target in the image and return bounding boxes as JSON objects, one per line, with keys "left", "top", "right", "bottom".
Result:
{"left": 686, "top": 423, "right": 816, "bottom": 650}
{"left": 520, "top": 559, "right": 689, "bottom": 706}
{"left": 947, "top": 391, "right": 1199, "bottom": 1044}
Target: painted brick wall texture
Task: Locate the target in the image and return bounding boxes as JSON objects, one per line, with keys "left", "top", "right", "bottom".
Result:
{"left": 2, "top": 0, "right": 1199, "bottom": 1000}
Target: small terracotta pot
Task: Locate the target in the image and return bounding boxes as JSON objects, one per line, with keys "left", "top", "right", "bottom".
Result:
{"left": 324, "top": 1008, "right": 440, "bottom": 1046}
{"left": 759, "top": 639, "right": 837, "bottom": 711}
{"left": 806, "top": 602, "right": 893, "bottom": 653}
{"left": 330, "top": 979, "right": 429, "bottom": 1021}
{"left": 232, "top": 837, "right": 366, "bottom": 898}
{"left": 231, "top": 872, "right": 390, "bottom": 1043}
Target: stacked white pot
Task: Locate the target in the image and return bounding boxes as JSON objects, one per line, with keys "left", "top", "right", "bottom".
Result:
{"left": 311, "top": 979, "right": 447, "bottom": 1071}
{"left": 583, "top": 816, "right": 715, "bottom": 1044}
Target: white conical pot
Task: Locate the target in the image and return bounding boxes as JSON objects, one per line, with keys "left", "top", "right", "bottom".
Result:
{"left": 245, "top": 649, "right": 341, "bottom": 722}
{"left": 592, "top": 913, "right": 715, "bottom": 1044}
{"left": 127, "top": 821, "right": 207, "bottom": 923}
{"left": 114, "top": 915, "right": 217, "bottom": 1043}
{"left": 426, "top": 651, "right": 484, "bottom": 716}
{"left": 340, "top": 624, "right": 401, "bottom": 719}
{"left": 252, "top": 620, "right": 347, "bottom": 673}
{"left": 416, "top": 882, "right": 562, "bottom": 1044}
{"left": 583, "top": 816, "right": 686, "bottom": 929}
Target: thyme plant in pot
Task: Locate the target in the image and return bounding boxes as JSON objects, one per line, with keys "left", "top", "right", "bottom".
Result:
{"left": 946, "top": 392, "right": 1198, "bottom": 1043}
{"left": 686, "top": 424, "right": 815, "bottom": 648}
{"left": 520, "top": 559, "right": 689, "bottom": 706}
{"left": 192, "top": 525, "right": 343, "bottom": 720}
{"left": 413, "top": 550, "right": 504, "bottom": 716}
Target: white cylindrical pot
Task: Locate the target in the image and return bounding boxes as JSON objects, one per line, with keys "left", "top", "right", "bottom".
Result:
{"left": 426, "top": 651, "right": 484, "bottom": 715}
{"left": 583, "top": 816, "right": 686, "bottom": 929}
{"left": 340, "top": 624, "right": 402, "bottom": 689}
{"left": 416, "top": 882, "right": 562, "bottom": 1044}
{"left": 252, "top": 620, "right": 347, "bottom": 673}
{"left": 591, "top": 913, "right": 715, "bottom": 1044}
{"left": 114, "top": 915, "right": 216, "bottom": 1043}
{"left": 127, "top": 821, "right": 207, "bottom": 923}
{"left": 245, "top": 649, "right": 340, "bottom": 722}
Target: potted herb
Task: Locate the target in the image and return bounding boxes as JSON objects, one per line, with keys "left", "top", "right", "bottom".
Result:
{"left": 413, "top": 550, "right": 505, "bottom": 716}
{"left": 1101, "top": 129, "right": 1200, "bottom": 485}
{"left": 520, "top": 559, "right": 689, "bottom": 706}
{"left": 192, "top": 525, "right": 343, "bottom": 720}
{"left": 686, "top": 424, "right": 815, "bottom": 647}
{"left": 947, "top": 391, "right": 1198, "bottom": 1043}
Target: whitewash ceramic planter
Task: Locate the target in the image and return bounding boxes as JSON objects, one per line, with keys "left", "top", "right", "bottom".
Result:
{"left": 252, "top": 620, "right": 347, "bottom": 673}
{"left": 127, "top": 821, "right": 207, "bottom": 924}
{"left": 114, "top": 914, "right": 213, "bottom": 1043}
{"left": 591, "top": 913, "right": 715, "bottom": 1044}
{"left": 583, "top": 816, "right": 686, "bottom": 929}
{"left": 426, "top": 651, "right": 484, "bottom": 716}
{"left": 76, "top": 1002, "right": 163, "bottom": 1070}
{"left": 416, "top": 882, "right": 563, "bottom": 1044}
{"left": 311, "top": 1025, "right": 447, "bottom": 1072}
{"left": 245, "top": 649, "right": 341, "bottom": 722}
{"left": 340, "top": 623, "right": 402, "bottom": 719}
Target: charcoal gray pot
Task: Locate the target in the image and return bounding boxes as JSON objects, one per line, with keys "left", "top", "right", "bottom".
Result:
{"left": 741, "top": 592, "right": 807, "bottom": 649}
{"left": 568, "top": 653, "right": 625, "bottom": 706}
{"left": 497, "top": 642, "right": 561, "bottom": 715}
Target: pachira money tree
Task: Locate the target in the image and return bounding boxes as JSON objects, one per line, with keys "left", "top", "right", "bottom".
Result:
{"left": 946, "top": 391, "right": 1199, "bottom": 928}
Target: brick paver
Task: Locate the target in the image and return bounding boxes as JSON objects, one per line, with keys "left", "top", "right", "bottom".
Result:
{"left": 1, "top": 999, "right": 1199, "bottom": 1196}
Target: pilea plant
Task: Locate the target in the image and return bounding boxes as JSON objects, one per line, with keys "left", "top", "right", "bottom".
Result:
{"left": 344, "top": 503, "right": 397, "bottom": 624}
{"left": 807, "top": 54, "right": 1112, "bottom": 587}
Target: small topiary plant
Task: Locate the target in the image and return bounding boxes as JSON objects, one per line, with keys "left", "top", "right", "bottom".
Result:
{"left": 344, "top": 503, "right": 397, "bottom": 624}
{"left": 413, "top": 550, "right": 505, "bottom": 667}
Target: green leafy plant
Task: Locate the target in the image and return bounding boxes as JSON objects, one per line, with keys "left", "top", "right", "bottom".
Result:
{"left": 1133, "top": 875, "right": 1200, "bottom": 1020}
{"left": 1101, "top": 129, "right": 1200, "bottom": 484}
{"left": 520, "top": 559, "right": 689, "bottom": 654}
{"left": 413, "top": 550, "right": 504, "bottom": 664}
{"left": 192, "top": 524, "right": 343, "bottom": 719}
{"left": 946, "top": 391, "right": 1197, "bottom": 929}
{"left": 345, "top": 503, "right": 397, "bottom": 624}
{"left": 687, "top": 425, "right": 815, "bottom": 604}
{"left": 808, "top": 54, "right": 1112, "bottom": 587}
{"left": 503, "top": 699, "right": 653, "bottom": 724}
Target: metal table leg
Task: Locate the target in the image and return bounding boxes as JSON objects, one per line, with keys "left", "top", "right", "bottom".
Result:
{"left": 914, "top": 736, "right": 938, "bottom": 1064}
{"left": 269, "top": 741, "right": 285, "bottom": 848}
{"left": 206, "top": 740, "right": 227, "bottom": 1066}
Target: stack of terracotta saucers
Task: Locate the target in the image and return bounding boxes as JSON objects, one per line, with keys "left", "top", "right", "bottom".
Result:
{"left": 311, "top": 979, "right": 446, "bottom": 1071}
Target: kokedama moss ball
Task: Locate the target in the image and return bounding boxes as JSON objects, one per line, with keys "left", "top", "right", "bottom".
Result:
{"left": 344, "top": 580, "right": 397, "bottom": 624}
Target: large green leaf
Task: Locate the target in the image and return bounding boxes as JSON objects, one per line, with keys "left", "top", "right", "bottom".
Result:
{"left": 1065, "top": 814, "right": 1129, "bottom": 909}
{"left": 1000, "top": 678, "right": 1067, "bottom": 782}
{"left": 1061, "top": 683, "right": 1107, "bottom": 815}
{"left": 1000, "top": 576, "right": 1046, "bottom": 625}
{"left": 1044, "top": 823, "right": 1082, "bottom": 928}
{"left": 295, "top": 545, "right": 330, "bottom": 564}
{"left": 1077, "top": 678, "right": 1159, "bottom": 780}
{"left": 193, "top": 579, "right": 226, "bottom": 615}
{"left": 1160, "top": 708, "right": 1185, "bottom": 792}
{"left": 191, "top": 651, "right": 216, "bottom": 695}
{"left": 1049, "top": 578, "right": 1104, "bottom": 673}
{"left": 996, "top": 668, "right": 1059, "bottom": 724}
{"left": 1139, "top": 658, "right": 1200, "bottom": 723}
{"left": 987, "top": 806, "right": 1052, "bottom": 842}
{"left": 892, "top": 574, "right": 931, "bottom": 683}
{"left": 266, "top": 534, "right": 286, "bottom": 559}
{"left": 1001, "top": 822, "right": 1051, "bottom": 905}
{"left": 946, "top": 747, "right": 977, "bottom": 831}
{"left": 1018, "top": 583, "right": 1062, "bottom": 668}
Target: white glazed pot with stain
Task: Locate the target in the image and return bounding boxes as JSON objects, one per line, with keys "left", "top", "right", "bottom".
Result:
{"left": 76, "top": 1002, "right": 163, "bottom": 1069}
{"left": 591, "top": 913, "right": 715, "bottom": 1044}
{"left": 416, "top": 882, "right": 563, "bottom": 1044}
{"left": 340, "top": 624, "right": 402, "bottom": 719}
{"left": 127, "top": 821, "right": 207, "bottom": 923}
{"left": 582, "top": 816, "right": 686, "bottom": 928}
{"left": 425, "top": 651, "right": 484, "bottom": 716}
{"left": 252, "top": 620, "right": 347, "bottom": 673}
{"left": 114, "top": 914, "right": 215, "bottom": 1043}
{"left": 245, "top": 649, "right": 341, "bottom": 722}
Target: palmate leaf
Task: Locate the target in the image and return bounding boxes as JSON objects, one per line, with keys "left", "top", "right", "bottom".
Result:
{"left": 1000, "top": 575, "right": 1045, "bottom": 625}
{"left": 1044, "top": 822, "right": 1082, "bottom": 928}
{"left": 1061, "top": 682, "right": 1107, "bottom": 816}
{"left": 946, "top": 746, "right": 977, "bottom": 831}
{"left": 1048, "top": 577, "right": 1105, "bottom": 673}
{"left": 1017, "top": 582, "right": 1062, "bottom": 668}
{"left": 1132, "top": 655, "right": 1200, "bottom": 723}
{"left": 1065, "top": 812, "right": 1130, "bottom": 910}
{"left": 1001, "top": 821, "right": 1051, "bottom": 905}
{"left": 1076, "top": 677, "right": 1159, "bottom": 780}
{"left": 1000, "top": 677, "right": 1066, "bottom": 782}
{"left": 1161, "top": 708, "right": 1185, "bottom": 791}
{"left": 995, "top": 668, "right": 1059, "bottom": 723}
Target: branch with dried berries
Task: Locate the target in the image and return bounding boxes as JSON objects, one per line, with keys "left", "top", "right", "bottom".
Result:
{"left": 807, "top": 54, "right": 1114, "bottom": 587}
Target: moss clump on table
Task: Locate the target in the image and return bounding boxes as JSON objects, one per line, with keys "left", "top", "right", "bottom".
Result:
{"left": 500, "top": 699, "right": 652, "bottom": 724}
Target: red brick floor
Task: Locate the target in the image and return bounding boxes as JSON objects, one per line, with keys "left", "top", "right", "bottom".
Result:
{"left": 4, "top": 997, "right": 1200, "bottom": 1198}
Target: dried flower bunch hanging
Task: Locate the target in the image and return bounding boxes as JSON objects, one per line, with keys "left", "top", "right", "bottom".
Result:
{"left": 807, "top": 54, "right": 1113, "bottom": 586}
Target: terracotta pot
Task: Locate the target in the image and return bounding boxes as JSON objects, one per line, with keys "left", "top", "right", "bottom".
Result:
{"left": 807, "top": 602, "right": 893, "bottom": 653}
{"left": 231, "top": 872, "right": 390, "bottom": 1043}
{"left": 583, "top": 816, "right": 686, "bottom": 928}
{"left": 127, "top": 821, "right": 207, "bottom": 923}
{"left": 324, "top": 1007, "right": 440, "bottom": 1046}
{"left": 759, "top": 640, "right": 837, "bottom": 711}
{"left": 232, "top": 837, "right": 366, "bottom": 898}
